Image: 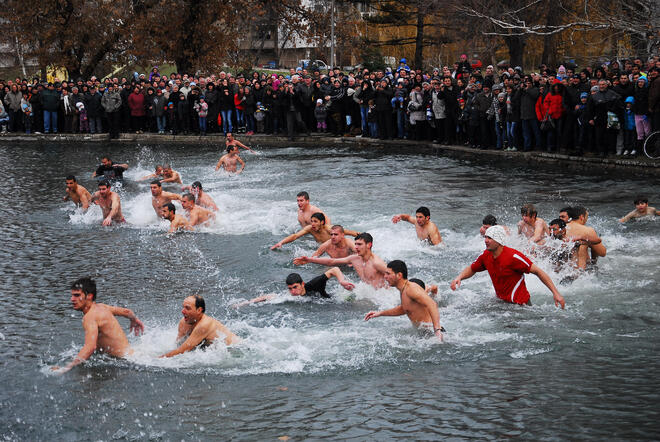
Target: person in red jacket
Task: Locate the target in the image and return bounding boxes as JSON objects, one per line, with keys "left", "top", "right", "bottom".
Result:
{"left": 234, "top": 87, "right": 246, "bottom": 133}
{"left": 542, "top": 81, "right": 566, "bottom": 152}
{"left": 128, "top": 86, "right": 146, "bottom": 133}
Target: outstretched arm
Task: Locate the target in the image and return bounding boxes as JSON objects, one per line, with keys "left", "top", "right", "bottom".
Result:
{"left": 391, "top": 214, "right": 414, "bottom": 224}
{"left": 364, "top": 305, "right": 405, "bottom": 320}
{"left": 312, "top": 240, "right": 330, "bottom": 257}
{"left": 529, "top": 263, "right": 565, "bottom": 309}
{"left": 406, "top": 288, "right": 443, "bottom": 340}
{"left": 105, "top": 305, "right": 144, "bottom": 335}
{"left": 215, "top": 156, "right": 225, "bottom": 171}
{"left": 450, "top": 265, "right": 476, "bottom": 290}
{"left": 619, "top": 210, "right": 637, "bottom": 223}
{"left": 293, "top": 254, "right": 354, "bottom": 267}
{"left": 531, "top": 221, "right": 548, "bottom": 244}
{"left": 324, "top": 267, "right": 355, "bottom": 290}
{"left": 80, "top": 192, "right": 91, "bottom": 211}
{"left": 429, "top": 224, "right": 443, "bottom": 245}
{"left": 102, "top": 194, "right": 121, "bottom": 226}
{"left": 232, "top": 294, "right": 277, "bottom": 308}
{"left": 234, "top": 140, "right": 255, "bottom": 153}
{"left": 271, "top": 226, "right": 312, "bottom": 249}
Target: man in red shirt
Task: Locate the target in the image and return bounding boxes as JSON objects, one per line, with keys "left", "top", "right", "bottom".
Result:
{"left": 450, "top": 225, "right": 565, "bottom": 308}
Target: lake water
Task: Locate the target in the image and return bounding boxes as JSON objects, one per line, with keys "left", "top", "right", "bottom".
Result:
{"left": 0, "top": 141, "right": 659, "bottom": 440}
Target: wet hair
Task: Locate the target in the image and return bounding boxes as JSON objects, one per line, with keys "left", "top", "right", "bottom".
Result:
{"left": 226, "top": 146, "right": 234, "bottom": 153}
{"left": 355, "top": 232, "right": 373, "bottom": 244}
{"left": 634, "top": 196, "right": 648, "bottom": 205}
{"left": 297, "top": 191, "right": 309, "bottom": 200}
{"left": 559, "top": 206, "right": 572, "bottom": 216}
{"left": 192, "top": 294, "right": 205, "bottom": 313}
{"left": 387, "top": 260, "right": 408, "bottom": 279}
{"left": 66, "top": 175, "right": 77, "bottom": 182}
{"left": 409, "top": 278, "right": 425, "bottom": 289}
{"left": 330, "top": 224, "right": 344, "bottom": 233}
{"left": 482, "top": 214, "right": 497, "bottom": 226}
{"left": 163, "top": 202, "right": 176, "bottom": 213}
{"left": 549, "top": 218, "right": 566, "bottom": 229}
{"left": 311, "top": 212, "right": 326, "bottom": 223}
{"left": 71, "top": 277, "right": 97, "bottom": 300}
{"left": 151, "top": 180, "right": 162, "bottom": 187}
{"left": 182, "top": 193, "right": 195, "bottom": 202}
{"left": 163, "top": 164, "right": 172, "bottom": 171}
{"left": 286, "top": 273, "right": 304, "bottom": 285}
{"left": 572, "top": 206, "right": 587, "bottom": 218}
{"left": 520, "top": 204, "right": 537, "bottom": 217}
{"left": 416, "top": 206, "right": 430, "bottom": 217}
{"left": 191, "top": 181, "right": 202, "bottom": 190}
{"left": 101, "top": 155, "right": 111, "bottom": 161}
{"left": 98, "top": 180, "right": 111, "bottom": 188}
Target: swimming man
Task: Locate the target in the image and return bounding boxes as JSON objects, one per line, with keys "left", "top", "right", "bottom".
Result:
{"left": 215, "top": 145, "right": 245, "bottom": 173}
{"left": 151, "top": 180, "right": 181, "bottom": 216}
{"left": 91, "top": 180, "right": 125, "bottom": 225}
{"left": 64, "top": 175, "right": 92, "bottom": 210}
{"left": 160, "top": 295, "right": 239, "bottom": 357}
{"left": 52, "top": 277, "right": 144, "bottom": 373}
{"left": 161, "top": 202, "right": 191, "bottom": 233}
{"left": 182, "top": 193, "right": 216, "bottom": 227}
{"left": 391, "top": 206, "right": 442, "bottom": 244}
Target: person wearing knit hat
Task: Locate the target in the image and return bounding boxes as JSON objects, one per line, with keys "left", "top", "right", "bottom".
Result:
{"left": 450, "top": 224, "right": 565, "bottom": 308}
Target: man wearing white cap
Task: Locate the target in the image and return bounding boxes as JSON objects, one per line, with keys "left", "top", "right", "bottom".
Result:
{"left": 450, "top": 225, "right": 565, "bottom": 308}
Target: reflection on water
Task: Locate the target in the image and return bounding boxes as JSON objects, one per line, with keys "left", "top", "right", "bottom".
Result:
{"left": 0, "top": 142, "right": 659, "bottom": 440}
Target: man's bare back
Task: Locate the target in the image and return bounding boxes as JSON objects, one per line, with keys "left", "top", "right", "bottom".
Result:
{"left": 83, "top": 303, "right": 133, "bottom": 357}
{"left": 518, "top": 218, "right": 549, "bottom": 244}
{"left": 187, "top": 205, "right": 216, "bottom": 227}
{"left": 313, "top": 237, "right": 356, "bottom": 258}
{"left": 295, "top": 249, "right": 387, "bottom": 288}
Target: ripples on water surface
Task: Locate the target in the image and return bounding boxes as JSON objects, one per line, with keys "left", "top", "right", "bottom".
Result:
{"left": 0, "top": 142, "right": 658, "bottom": 440}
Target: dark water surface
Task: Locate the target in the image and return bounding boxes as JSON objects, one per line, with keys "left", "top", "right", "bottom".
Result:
{"left": 0, "top": 142, "right": 659, "bottom": 440}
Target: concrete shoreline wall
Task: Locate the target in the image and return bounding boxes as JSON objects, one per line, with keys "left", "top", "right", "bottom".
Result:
{"left": 2, "top": 133, "right": 659, "bottom": 177}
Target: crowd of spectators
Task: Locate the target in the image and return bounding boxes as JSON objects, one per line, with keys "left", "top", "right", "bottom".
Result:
{"left": 1, "top": 55, "right": 659, "bottom": 157}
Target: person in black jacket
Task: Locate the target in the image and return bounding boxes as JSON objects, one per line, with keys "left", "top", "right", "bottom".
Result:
{"left": 439, "top": 77, "right": 459, "bottom": 144}
{"left": 374, "top": 79, "right": 394, "bottom": 140}
{"left": 586, "top": 80, "right": 622, "bottom": 157}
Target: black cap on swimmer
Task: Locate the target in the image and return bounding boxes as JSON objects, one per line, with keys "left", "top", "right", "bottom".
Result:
{"left": 409, "top": 278, "right": 425, "bottom": 289}
{"left": 286, "top": 273, "right": 304, "bottom": 285}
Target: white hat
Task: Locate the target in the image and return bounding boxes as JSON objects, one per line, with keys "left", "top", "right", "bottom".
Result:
{"left": 485, "top": 225, "right": 506, "bottom": 246}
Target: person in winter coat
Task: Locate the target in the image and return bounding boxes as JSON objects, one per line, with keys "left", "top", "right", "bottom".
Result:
{"left": 243, "top": 86, "right": 257, "bottom": 135}
{"left": 204, "top": 82, "right": 219, "bottom": 133}
{"left": 520, "top": 78, "right": 543, "bottom": 151}
{"left": 314, "top": 98, "right": 327, "bottom": 132}
{"left": 542, "top": 82, "right": 566, "bottom": 152}
{"left": 20, "top": 95, "right": 32, "bottom": 134}
{"left": 3, "top": 84, "right": 23, "bottom": 132}
{"left": 219, "top": 84, "right": 234, "bottom": 135}
{"left": 354, "top": 80, "right": 374, "bottom": 136}
{"left": 374, "top": 79, "right": 394, "bottom": 140}
{"left": 40, "top": 83, "right": 60, "bottom": 133}
{"left": 151, "top": 88, "right": 167, "bottom": 134}
{"left": 408, "top": 85, "right": 426, "bottom": 140}
{"left": 128, "top": 86, "right": 146, "bottom": 133}
{"left": 194, "top": 95, "right": 209, "bottom": 135}
{"left": 101, "top": 84, "right": 123, "bottom": 139}
{"left": 586, "top": 79, "right": 623, "bottom": 157}
{"left": 176, "top": 93, "right": 190, "bottom": 134}
{"left": 85, "top": 86, "right": 103, "bottom": 134}
{"left": 632, "top": 76, "right": 651, "bottom": 152}
{"left": 61, "top": 88, "right": 77, "bottom": 133}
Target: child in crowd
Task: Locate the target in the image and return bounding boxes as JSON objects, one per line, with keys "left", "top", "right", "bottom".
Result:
{"left": 314, "top": 99, "right": 327, "bottom": 133}
{"left": 77, "top": 102, "right": 89, "bottom": 133}
{"left": 622, "top": 97, "right": 637, "bottom": 156}
{"left": 166, "top": 102, "right": 176, "bottom": 135}
{"left": 254, "top": 102, "right": 266, "bottom": 133}
{"left": 21, "top": 96, "right": 32, "bottom": 134}
{"left": 632, "top": 76, "right": 651, "bottom": 156}
{"left": 575, "top": 92, "right": 590, "bottom": 155}
{"left": 619, "top": 196, "right": 660, "bottom": 222}
{"left": 0, "top": 100, "right": 8, "bottom": 133}
{"left": 367, "top": 99, "right": 378, "bottom": 138}
{"left": 194, "top": 96, "right": 208, "bottom": 136}
{"left": 494, "top": 91, "right": 507, "bottom": 150}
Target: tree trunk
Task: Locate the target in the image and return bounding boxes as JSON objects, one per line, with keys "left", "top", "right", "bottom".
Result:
{"left": 541, "top": 11, "right": 558, "bottom": 67}
{"left": 414, "top": 8, "right": 424, "bottom": 69}
{"left": 504, "top": 35, "right": 525, "bottom": 68}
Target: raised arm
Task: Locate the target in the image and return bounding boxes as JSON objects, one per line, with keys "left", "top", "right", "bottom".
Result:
{"left": 138, "top": 173, "right": 157, "bottom": 182}
{"left": 80, "top": 192, "right": 91, "bottom": 211}
{"left": 105, "top": 305, "right": 144, "bottom": 335}
{"left": 529, "top": 263, "right": 565, "bottom": 309}
{"left": 324, "top": 267, "right": 355, "bottom": 290}
{"left": 102, "top": 193, "right": 121, "bottom": 226}
{"left": 271, "top": 226, "right": 312, "bottom": 249}
{"left": 450, "top": 265, "right": 477, "bottom": 290}
{"left": 161, "top": 173, "right": 179, "bottom": 183}
{"left": 391, "top": 214, "right": 414, "bottom": 224}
